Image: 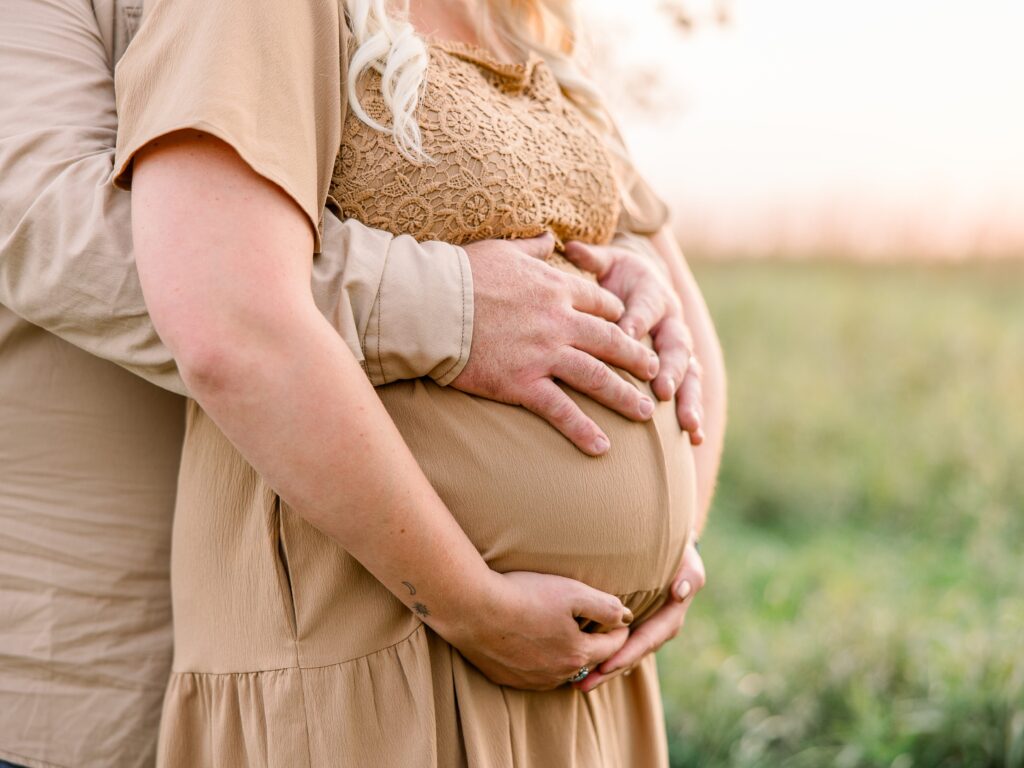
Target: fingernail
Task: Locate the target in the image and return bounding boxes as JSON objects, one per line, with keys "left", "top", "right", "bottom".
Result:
{"left": 674, "top": 580, "right": 692, "bottom": 602}
{"left": 626, "top": 325, "right": 639, "bottom": 339}
{"left": 647, "top": 354, "right": 659, "bottom": 378}
{"left": 593, "top": 436, "right": 610, "bottom": 454}
{"left": 638, "top": 398, "right": 654, "bottom": 419}
{"left": 622, "top": 608, "right": 634, "bottom": 625}
{"left": 666, "top": 376, "right": 676, "bottom": 394}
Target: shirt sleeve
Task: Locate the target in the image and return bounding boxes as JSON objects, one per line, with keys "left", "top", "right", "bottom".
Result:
{"left": 112, "top": 0, "right": 344, "bottom": 252}
{"left": 0, "top": 0, "right": 473, "bottom": 394}
{"left": 0, "top": 0, "right": 186, "bottom": 394}
{"left": 315, "top": 218, "right": 474, "bottom": 387}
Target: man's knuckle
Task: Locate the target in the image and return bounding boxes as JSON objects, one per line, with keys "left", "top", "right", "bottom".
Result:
{"left": 613, "top": 380, "right": 638, "bottom": 409}
{"left": 548, "top": 397, "right": 576, "bottom": 424}
{"left": 529, "top": 390, "right": 561, "bottom": 418}
{"left": 585, "top": 363, "right": 610, "bottom": 393}
{"left": 599, "top": 319, "right": 620, "bottom": 348}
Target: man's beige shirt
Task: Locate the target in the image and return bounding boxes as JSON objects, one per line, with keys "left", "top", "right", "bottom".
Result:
{"left": 0, "top": 1, "right": 474, "bottom": 766}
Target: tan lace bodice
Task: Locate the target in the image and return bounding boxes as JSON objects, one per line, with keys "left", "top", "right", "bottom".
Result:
{"left": 331, "top": 40, "right": 622, "bottom": 248}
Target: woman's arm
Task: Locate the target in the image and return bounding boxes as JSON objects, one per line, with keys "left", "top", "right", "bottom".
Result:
{"left": 649, "top": 225, "right": 727, "bottom": 532}
{"left": 130, "top": 130, "right": 632, "bottom": 690}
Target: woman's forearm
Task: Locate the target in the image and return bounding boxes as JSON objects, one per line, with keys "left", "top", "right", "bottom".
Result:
{"left": 129, "top": 131, "right": 496, "bottom": 637}
{"left": 189, "top": 301, "right": 496, "bottom": 630}
{"left": 650, "top": 226, "right": 727, "bottom": 533}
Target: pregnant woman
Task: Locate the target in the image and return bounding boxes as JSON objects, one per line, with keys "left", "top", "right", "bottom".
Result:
{"left": 114, "top": 0, "right": 723, "bottom": 765}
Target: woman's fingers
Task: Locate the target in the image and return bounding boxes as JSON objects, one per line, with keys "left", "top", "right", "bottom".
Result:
{"left": 650, "top": 314, "right": 694, "bottom": 402}
{"left": 676, "top": 363, "right": 705, "bottom": 445}
{"left": 563, "top": 240, "right": 613, "bottom": 277}
{"left": 569, "top": 583, "right": 633, "bottom": 629}
{"left": 672, "top": 542, "right": 707, "bottom": 600}
{"left": 578, "top": 543, "right": 707, "bottom": 691}
{"left": 508, "top": 232, "right": 558, "bottom": 261}
{"left": 579, "top": 626, "right": 630, "bottom": 675}
{"left": 520, "top": 380, "right": 610, "bottom": 455}
{"left": 618, "top": 280, "right": 667, "bottom": 341}
{"left": 598, "top": 600, "right": 689, "bottom": 680}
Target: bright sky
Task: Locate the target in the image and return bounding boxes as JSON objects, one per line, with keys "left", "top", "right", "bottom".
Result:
{"left": 587, "top": 0, "right": 1024, "bottom": 259}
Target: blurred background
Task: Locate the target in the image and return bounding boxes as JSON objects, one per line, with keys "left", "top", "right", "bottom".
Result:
{"left": 585, "top": 1, "right": 1024, "bottom": 765}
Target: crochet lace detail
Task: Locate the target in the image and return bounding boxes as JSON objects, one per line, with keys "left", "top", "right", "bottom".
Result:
{"left": 331, "top": 40, "right": 621, "bottom": 249}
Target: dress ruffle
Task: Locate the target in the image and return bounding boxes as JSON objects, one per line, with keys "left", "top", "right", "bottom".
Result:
{"left": 158, "top": 624, "right": 668, "bottom": 767}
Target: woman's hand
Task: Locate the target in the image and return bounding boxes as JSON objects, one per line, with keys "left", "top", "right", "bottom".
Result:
{"left": 434, "top": 570, "right": 633, "bottom": 691}
{"left": 564, "top": 240, "right": 705, "bottom": 445}
{"left": 572, "top": 541, "right": 706, "bottom": 693}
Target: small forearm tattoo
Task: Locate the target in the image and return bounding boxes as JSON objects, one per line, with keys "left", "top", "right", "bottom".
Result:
{"left": 401, "top": 582, "right": 430, "bottom": 617}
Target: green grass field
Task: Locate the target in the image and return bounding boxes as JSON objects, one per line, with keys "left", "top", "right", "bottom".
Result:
{"left": 659, "top": 261, "right": 1024, "bottom": 767}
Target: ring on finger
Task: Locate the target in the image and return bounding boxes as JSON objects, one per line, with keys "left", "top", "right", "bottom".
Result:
{"left": 567, "top": 665, "right": 590, "bottom": 684}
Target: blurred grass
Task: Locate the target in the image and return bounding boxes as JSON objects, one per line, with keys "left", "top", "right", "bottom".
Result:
{"left": 660, "top": 260, "right": 1024, "bottom": 768}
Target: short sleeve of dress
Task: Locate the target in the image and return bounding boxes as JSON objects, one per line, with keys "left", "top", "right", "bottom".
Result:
{"left": 112, "top": 0, "right": 345, "bottom": 252}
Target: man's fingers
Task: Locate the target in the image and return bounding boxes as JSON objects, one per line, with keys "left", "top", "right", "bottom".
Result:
{"left": 565, "top": 274, "right": 625, "bottom": 323}
{"left": 563, "top": 240, "right": 613, "bottom": 277}
{"left": 572, "top": 315, "right": 658, "bottom": 382}
{"left": 521, "top": 380, "right": 610, "bottom": 456}
{"left": 650, "top": 315, "right": 692, "bottom": 402}
{"left": 509, "top": 232, "right": 557, "bottom": 261}
{"left": 553, "top": 351, "right": 655, "bottom": 422}
{"left": 618, "top": 281, "right": 666, "bottom": 341}
{"left": 598, "top": 601, "right": 689, "bottom": 676}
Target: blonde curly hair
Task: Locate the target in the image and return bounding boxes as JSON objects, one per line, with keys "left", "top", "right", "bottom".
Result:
{"left": 343, "top": 0, "right": 607, "bottom": 162}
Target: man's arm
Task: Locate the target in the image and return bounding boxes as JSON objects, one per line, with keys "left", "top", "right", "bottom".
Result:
{"left": 0, "top": 0, "right": 473, "bottom": 395}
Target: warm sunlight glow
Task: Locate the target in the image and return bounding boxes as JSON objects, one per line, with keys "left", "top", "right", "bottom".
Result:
{"left": 589, "top": 0, "right": 1024, "bottom": 259}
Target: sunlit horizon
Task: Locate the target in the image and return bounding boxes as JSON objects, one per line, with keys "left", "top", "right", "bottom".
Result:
{"left": 588, "top": 0, "right": 1024, "bottom": 259}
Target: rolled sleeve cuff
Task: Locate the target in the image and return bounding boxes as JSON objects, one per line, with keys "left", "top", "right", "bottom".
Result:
{"left": 363, "top": 238, "right": 474, "bottom": 387}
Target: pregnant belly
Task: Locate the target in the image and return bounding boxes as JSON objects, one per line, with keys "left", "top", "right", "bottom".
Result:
{"left": 377, "top": 372, "right": 697, "bottom": 622}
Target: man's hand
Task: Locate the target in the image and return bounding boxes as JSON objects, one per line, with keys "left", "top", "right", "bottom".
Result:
{"left": 452, "top": 234, "right": 660, "bottom": 456}
{"left": 564, "top": 240, "right": 705, "bottom": 444}
{"left": 572, "top": 540, "right": 706, "bottom": 693}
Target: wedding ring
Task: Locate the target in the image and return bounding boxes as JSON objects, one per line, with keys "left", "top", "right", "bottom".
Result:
{"left": 567, "top": 665, "right": 590, "bottom": 684}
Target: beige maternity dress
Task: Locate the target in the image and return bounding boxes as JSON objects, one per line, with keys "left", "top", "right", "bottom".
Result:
{"left": 114, "top": 1, "right": 695, "bottom": 765}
